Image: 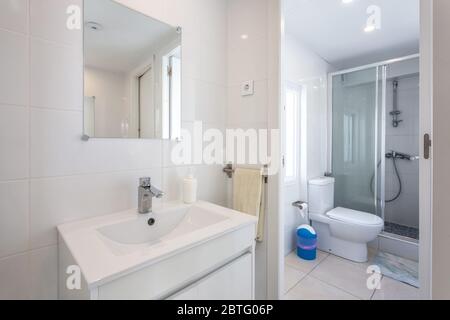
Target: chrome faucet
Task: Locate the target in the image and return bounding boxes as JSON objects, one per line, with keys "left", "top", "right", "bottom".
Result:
{"left": 138, "top": 177, "right": 164, "bottom": 214}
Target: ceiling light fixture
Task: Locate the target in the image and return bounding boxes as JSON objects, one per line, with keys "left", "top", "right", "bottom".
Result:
{"left": 342, "top": 0, "right": 353, "bottom": 4}
{"left": 240, "top": 34, "right": 249, "bottom": 40}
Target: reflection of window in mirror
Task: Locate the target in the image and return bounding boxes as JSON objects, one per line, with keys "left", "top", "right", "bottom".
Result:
{"left": 162, "top": 46, "right": 182, "bottom": 140}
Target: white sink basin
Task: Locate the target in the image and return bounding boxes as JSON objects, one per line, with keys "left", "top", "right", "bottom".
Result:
{"left": 98, "top": 205, "right": 228, "bottom": 245}
{"left": 58, "top": 201, "right": 257, "bottom": 288}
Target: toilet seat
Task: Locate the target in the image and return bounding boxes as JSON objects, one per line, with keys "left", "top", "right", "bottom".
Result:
{"left": 311, "top": 207, "right": 384, "bottom": 262}
{"left": 327, "top": 207, "right": 383, "bottom": 227}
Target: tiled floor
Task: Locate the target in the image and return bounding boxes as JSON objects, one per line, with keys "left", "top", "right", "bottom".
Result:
{"left": 284, "top": 250, "right": 421, "bottom": 300}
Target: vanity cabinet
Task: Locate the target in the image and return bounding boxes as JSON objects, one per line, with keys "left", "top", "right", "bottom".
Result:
{"left": 58, "top": 202, "right": 257, "bottom": 301}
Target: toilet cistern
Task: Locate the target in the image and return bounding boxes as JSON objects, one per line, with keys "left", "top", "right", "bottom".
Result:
{"left": 138, "top": 177, "right": 164, "bottom": 214}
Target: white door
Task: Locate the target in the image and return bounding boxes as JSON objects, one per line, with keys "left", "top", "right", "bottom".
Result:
{"left": 139, "top": 67, "right": 155, "bottom": 139}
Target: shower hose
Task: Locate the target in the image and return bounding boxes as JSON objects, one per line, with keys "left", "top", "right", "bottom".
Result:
{"left": 370, "top": 157, "right": 402, "bottom": 203}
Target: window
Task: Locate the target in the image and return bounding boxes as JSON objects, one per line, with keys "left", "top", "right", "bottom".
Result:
{"left": 162, "top": 46, "right": 182, "bottom": 140}
{"left": 284, "top": 84, "right": 301, "bottom": 183}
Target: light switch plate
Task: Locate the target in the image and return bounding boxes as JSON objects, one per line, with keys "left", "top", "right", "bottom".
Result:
{"left": 241, "top": 80, "right": 254, "bottom": 96}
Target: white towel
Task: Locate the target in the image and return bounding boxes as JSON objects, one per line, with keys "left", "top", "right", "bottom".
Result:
{"left": 233, "top": 167, "right": 265, "bottom": 242}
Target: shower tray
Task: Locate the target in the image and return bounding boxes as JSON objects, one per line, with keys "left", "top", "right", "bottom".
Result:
{"left": 384, "top": 222, "right": 419, "bottom": 241}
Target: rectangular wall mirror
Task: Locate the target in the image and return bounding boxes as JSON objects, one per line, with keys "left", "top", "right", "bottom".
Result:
{"left": 83, "top": 0, "right": 182, "bottom": 140}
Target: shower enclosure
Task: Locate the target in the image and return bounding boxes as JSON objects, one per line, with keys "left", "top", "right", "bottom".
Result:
{"left": 329, "top": 55, "right": 420, "bottom": 242}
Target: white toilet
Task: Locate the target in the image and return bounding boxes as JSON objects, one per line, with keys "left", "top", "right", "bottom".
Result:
{"left": 308, "top": 177, "right": 384, "bottom": 263}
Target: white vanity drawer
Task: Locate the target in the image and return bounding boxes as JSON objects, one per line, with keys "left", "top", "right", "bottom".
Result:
{"left": 97, "top": 225, "right": 255, "bottom": 300}
{"left": 169, "top": 253, "right": 252, "bottom": 300}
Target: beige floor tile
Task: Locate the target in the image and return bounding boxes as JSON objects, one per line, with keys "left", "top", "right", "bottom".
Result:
{"left": 284, "top": 276, "right": 359, "bottom": 300}
{"left": 327, "top": 248, "right": 378, "bottom": 271}
{"left": 310, "top": 255, "right": 375, "bottom": 300}
{"left": 372, "top": 277, "right": 421, "bottom": 300}
{"left": 285, "top": 250, "right": 329, "bottom": 274}
{"left": 284, "top": 265, "right": 307, "bottom": 293}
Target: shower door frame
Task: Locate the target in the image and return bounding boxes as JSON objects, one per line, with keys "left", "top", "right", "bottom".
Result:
{"left": 327, "top": 53, "right": 421, "bottom": 224}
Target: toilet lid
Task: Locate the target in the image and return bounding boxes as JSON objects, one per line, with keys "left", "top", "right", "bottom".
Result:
{"left": 327, "top": 207, "right": 383, "bottom": 226}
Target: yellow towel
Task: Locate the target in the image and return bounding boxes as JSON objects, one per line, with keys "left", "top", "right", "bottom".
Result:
{"left": 233, "top": 168, "right": 265, "bottom": 242}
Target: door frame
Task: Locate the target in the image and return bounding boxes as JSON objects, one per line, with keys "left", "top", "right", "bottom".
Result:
{"left": 278, "top": 0, "right": 434, "bottom": 300}
{"left": 418, "top": 0, "right": 433, "bottom": 300}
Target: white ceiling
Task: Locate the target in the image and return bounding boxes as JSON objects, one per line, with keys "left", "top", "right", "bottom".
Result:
{"left": 84, "top": 0, "right": 178, "bottom": 73}
{"left": 285, "top": 0, "right": 420, "bottom": 69}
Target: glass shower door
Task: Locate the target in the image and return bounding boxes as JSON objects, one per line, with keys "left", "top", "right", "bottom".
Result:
{"left": 331, "top": 67, "right": 383, "bottom": 216}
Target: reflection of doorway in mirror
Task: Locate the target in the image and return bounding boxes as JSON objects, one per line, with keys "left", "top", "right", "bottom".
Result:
{"left": 139, "top": 67, "right": 156, "bottom": 139}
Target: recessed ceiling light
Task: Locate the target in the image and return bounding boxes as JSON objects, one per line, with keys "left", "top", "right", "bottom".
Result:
{"left": 342, "top": 0, "right": 353, "bottom": 4}
{"left": 85, "top": 21, "right": 103, "bottom": 32}
{"left": 240, "top": 34, "right": 249, "bottom": 40}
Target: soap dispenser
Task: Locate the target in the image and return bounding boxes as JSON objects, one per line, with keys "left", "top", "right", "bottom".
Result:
{"left": 183, "top": 168, "right": 198, "bottom": 204}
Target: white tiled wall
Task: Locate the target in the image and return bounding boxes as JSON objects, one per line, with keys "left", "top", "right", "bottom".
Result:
{"left": 0, "top": 105, "right": 29, "bottom": 180}
{"left": 283, "top": 33, "right": 333, "bottom": 255}
{"left": 227, "top": 0, "right": 269, "bottom": 127}
{"left": 0, "top": 30, "right": 29, "bottom": 107}
{"left": 385, "top": 76, "right": 420, "bottom": 228}
{"left": 227, "top": 0, "right": 271, "bottom": 300}
{"left": 0, "top": 0, "right": 29, "bottom": 34}
{"left": 0, "top": 0, "right": 227, "bottom": 299}
{"left": 30, "top": 37, "right": 83, "bottom": 110}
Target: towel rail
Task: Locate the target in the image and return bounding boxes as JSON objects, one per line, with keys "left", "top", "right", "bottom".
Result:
{"left": 223, "top": 164, "right": 268, "bottom": 184}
